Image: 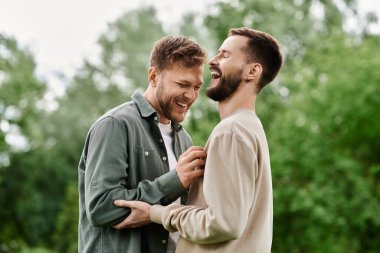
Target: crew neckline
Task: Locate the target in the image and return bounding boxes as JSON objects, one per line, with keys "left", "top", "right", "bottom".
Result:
{"left": 223, "top": 108, "right": 256, "bottom": 120}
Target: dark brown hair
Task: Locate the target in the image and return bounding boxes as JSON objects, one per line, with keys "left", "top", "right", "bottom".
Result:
{"left": 229, "top": 27, "right": 283, "bottom": 91}
{"left": 150, "top": 36, "right": 206, "bottom": 71}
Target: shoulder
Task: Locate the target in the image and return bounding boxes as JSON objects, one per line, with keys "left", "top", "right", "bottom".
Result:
{"left": 104, "top": 100, "right": 139, "bottom": 121}
{"left": 214, "top": 110, "right": 262, "bottom": 136}
{"left": 210, "top": 110, "right": 264, "bottom": 148}
{"left": 90, "top": 101, "right": 139, "bottom": 130}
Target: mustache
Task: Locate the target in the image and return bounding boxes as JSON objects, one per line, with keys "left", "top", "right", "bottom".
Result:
{"left": 176, "top": 97, "right": 191, "bottom": 104}
{"left": 209, "top": 64, "right": 221, "bottom": 73}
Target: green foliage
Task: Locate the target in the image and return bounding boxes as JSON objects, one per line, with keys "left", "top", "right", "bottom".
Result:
{"left": 0, "top": 34, "right": 46, "bottom": 157}
{"left": 20, "top": 247, "right": 55, "bottom": 253}
{"left": 0, "top": 34, "right": 48, "bottom": 251}
{"left": 95, "top": 6, "right": 166, "bottom": 92}
{"left": 53, "top": 183, "right": 78, "bottom": 253}
{"left": 269, "top": 33, "right": 380, "bottom": 252}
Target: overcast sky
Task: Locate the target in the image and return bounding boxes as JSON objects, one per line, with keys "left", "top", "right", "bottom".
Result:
{"left": 0, "top": 0, "right": 379, "bottom": 90}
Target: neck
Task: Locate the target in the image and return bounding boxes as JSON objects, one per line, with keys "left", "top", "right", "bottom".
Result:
{"left": 144, "top": 86, "right": 154, "bottom": 105}
{"left": 217, "top": 82, "right": 257, "bottom": 119}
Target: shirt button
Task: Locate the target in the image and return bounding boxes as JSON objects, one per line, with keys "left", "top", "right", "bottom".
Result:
{"left": 162, "top": 157, "right": 167, "bottom": 161}
{"left": 162, "top": 240, "right": 167, "bottom": 244}
{"left": 159, "top": 139, "right": 163, "bottom": 143}
{"left": 144, "top": 151, "right": 149, "bottom": 156}
{"left": 154, "top": 116, "right": 158, "bottom": 121}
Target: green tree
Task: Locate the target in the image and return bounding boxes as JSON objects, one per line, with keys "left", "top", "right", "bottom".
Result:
{"left": 0, "top": 34, "right": 47, "bottom": 251}
{"left": 269, "top": 32, "right": 380, "bottom": 253}
{"left": 0, "top": 34, "right": 46, "bottom": 161}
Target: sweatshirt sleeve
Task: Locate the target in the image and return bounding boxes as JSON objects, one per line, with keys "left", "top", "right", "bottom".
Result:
{"left": 150, "top": 131, "right": 257, "bottom": 244}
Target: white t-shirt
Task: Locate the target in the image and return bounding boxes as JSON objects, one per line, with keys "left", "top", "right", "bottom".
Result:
{"left": 158, "top": 122, "right": 180, "bottom": 253}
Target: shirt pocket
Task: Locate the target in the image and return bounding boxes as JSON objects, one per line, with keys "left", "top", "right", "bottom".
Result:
{"left": 133, "top": 145, "right": 164, "bottom": 179}
{"left": 134, "top": 145, "right": 157, "bottom": 159}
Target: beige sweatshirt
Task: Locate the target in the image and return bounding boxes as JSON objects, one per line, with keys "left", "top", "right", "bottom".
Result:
{"left": 151, "top": 109, "right": 273, "bottom": 253}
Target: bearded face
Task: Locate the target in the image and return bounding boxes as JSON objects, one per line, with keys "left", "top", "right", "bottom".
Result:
{"left": 152, "top": 64, "right": 204, "bottom": 124}
{"left": 206, "top": 64, "right": 244, "bottom": 102}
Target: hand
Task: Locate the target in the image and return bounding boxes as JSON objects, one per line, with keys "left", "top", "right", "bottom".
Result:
{"left": 113, "top": 200, "right": 152, "bottom": 229}
{"left": 176, "top": 146, "right": 206, "bottom": 189}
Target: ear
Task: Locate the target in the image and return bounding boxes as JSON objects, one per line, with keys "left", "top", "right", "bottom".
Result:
{"left": 148, "top": 67, "right": 159, "bottom": 87}
{"left": 246, "top": 63, "right": 262, "bottom": 82}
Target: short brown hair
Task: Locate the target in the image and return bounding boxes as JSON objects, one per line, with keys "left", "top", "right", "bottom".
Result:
{"left": 150, "top": 36, "right": 206, "bottom": 71}
{"left": 229, "top": 27, "right": 283, "bottom": 91}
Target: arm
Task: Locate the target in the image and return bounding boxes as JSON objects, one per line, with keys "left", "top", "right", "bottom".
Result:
{"left": 85, "top": 116, "right": 204, "bottom": 227}
{"left": 150, "top": 132, "right": 257, "bottom": 244}
{"left": 112, "top": 147, "right": 206, "bottom": 229}
{"left": 84, "top": 116, "right": 177, "bottom": 226}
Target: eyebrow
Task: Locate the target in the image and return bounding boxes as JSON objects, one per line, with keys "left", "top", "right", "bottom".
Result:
{"left": 218, "top": 49, "right": 231, "bottom": 54}
{"left": 177, "top": 80, "right": 203, "bottom": 86}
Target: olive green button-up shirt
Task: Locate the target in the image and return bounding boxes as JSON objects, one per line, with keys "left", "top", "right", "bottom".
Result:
{"left": 78, "top": 91, "right": 192, "bottom": 253}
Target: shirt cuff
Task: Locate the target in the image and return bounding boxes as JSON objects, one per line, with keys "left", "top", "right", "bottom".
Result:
{"left": 150, "top": 204, "right": 165, "bottom": 224}
{"left": 157, "top": 169, "right": 186, "bottom": 201}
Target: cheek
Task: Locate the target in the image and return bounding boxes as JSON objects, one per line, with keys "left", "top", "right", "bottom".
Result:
{"left": 220, "top": 60, "right": 240, "bottom": 74}
{"left": 222, "top": 64, "right": 232, "bottom": 74}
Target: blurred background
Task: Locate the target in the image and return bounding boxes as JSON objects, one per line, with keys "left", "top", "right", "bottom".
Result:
{"left": 0, "top": 0, "right": 379, "bottom": 252}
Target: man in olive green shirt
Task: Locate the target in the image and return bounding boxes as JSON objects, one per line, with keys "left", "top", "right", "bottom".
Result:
{"left": 78, "top": 36, "right": 207, "bottom": 253}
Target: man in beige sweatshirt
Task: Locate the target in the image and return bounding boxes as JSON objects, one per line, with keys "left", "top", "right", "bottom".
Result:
{"left": 113, "top": 27, "right": 284, "bottom": 253}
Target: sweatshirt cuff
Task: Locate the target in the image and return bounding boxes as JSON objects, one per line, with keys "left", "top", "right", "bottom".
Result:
{"left": 150, "top": 204, "right": 165, "bottom": 224}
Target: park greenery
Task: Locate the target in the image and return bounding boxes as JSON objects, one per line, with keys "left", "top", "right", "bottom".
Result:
{"left": 1, "top": 0, "right": 379, "bottom": 252}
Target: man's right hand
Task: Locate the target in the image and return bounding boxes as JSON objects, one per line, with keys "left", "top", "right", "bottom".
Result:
{"left": 113, "top": 200, "right": 151, "bottom": 229}
{"left": 176, "top": 146, "right": 206, "bottom": 189}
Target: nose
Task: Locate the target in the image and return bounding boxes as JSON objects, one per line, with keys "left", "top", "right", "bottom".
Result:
{"left": 208, "top": 55, "right": 218, "bottom": 65}
{"left": 184, "top": 88, "right": 196, "bottom": 101}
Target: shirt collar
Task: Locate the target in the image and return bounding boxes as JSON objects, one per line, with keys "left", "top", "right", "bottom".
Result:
{"left": 131, "top": 91, "right": 183, "bottom": 132}
{"left": 132, "top": 91, "right": 156, "bottom": 118}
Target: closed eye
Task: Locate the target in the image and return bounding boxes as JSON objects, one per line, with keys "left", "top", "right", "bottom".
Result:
{"left": 176, "top": 82, "right": 187, "bottom": 88}
{"left": 222, "top": 51, "right": 230, "bottom": 58}
{"left": 217, "top": 50, "right": 230, "bottom": 58}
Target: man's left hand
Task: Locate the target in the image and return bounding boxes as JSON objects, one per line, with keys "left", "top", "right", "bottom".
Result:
{"left": 113, "top": 200, "right": 152, "bottom": 229}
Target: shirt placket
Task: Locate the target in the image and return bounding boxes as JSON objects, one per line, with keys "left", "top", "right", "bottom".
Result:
{"left": 152, "top": 115, "right": 170, "bottom": 173}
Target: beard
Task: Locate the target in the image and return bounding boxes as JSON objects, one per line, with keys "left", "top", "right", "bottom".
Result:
{"left": 156, "top": 84, "right": 188, "bottom": 124}
{"left": 206, "top": 68, "right": 244, "bottom": 102}
{"left": 156, "top": 85, "right": 175, "bottom": 123}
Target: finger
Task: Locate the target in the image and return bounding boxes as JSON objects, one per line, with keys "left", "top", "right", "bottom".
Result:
{"left": 113, "top": 223, "right": 123, "bottom": 230}
{"left": 114, "top": 200, "right": 133, "bottom": 208}
{"left": 186, "top": 157, "right": 206, "bottom": 170}
{"left": 181, "top": 150, "right": 207, "bottom": 163}
{"left": 180, "top": 146, "right": 204, "bottom": 157}
{"left": 113, "top": 219, "right": 150, "bottom": 230}
{"left": 192, "top": 168, "right": 205, "bottom": 177}
{"left": 179, "top": 158, "right": 205, "bottom": 172}
{"left": 113, "top": 217, "right": 132, "bottom": 229}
